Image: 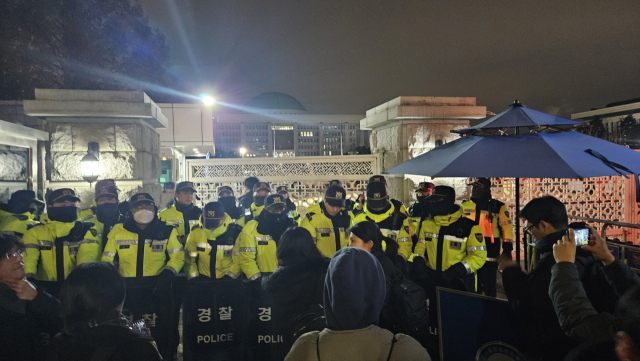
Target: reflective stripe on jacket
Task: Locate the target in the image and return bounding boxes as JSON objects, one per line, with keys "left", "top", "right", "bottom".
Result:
{"left": 232, "top": 219, "right": 277, "bottom": 280}
{"left": 185, "top": 214, "right": 241, "bottom": 279}
{"left": 351, "top": 202, "right": 413, "bottom": 260}
{"left": 298, "top": 203, "right": 351, "bottom": 258}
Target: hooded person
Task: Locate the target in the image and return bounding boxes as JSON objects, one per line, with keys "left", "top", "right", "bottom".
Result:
{"left": 0, "top": 190, "right": 43, "bottom": 238}
{"left": 233, "top": 194, "right": 295, "bottom": 281}
{"left": 284, "top": 247, "right": 431, "bottom": 361}
{"left": 217, "top": 186, "right": 242, "bottom": 220}
{"left": 411, "top": 186, "right": 487, "bottom": 293}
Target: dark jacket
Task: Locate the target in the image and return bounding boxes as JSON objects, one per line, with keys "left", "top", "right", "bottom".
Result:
{"left": 501, "top": 230, "right": 604, "bottom": 361}
{"left": 372, "top": 250, "right": 406, "bottom": 332}
{"left": 550, "top": 259, "right": 640, "bottom": 346}
{"left": 263, "top": 258, "right": 330, "bottom": 345}
{"left": 0, "top": 284, "right": 63, "bottom": 361}
{"left": 47, "top": 318, "right": 162, "bottom": 361}
{"left": 238, "top": 192, "right": 254, "bottom": 211}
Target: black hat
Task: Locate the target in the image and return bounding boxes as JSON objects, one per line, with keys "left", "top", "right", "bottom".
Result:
{"left": 264, "top": 194, "right": 287, "bottom": 211}
{"left": 253, "top": 182, "right": 271, "bottom": 193}
{"left": 10, "top": 190, "right": 43, "bottom": 206}
{"left": 47, "top": 188, "right": 81, "bottom": 205}
{"left": 366, "top": 182, "right": 388, "bottom": 210}
{"left": 129, "top": 193, "right": 155, "bottom": 207}
{"left": 426, "top": 185, "right": 456, "bottom": 202}
{"left": 416, "top": 182, "right": 435, "bottom": 192}
{"left": 176, "top": 181, "right": 197, "bottom": 193}
{"left": 368, "top": 175, "right": 387, "bottom": 184}
{"left": 276, "top": 185, "right": 288, "bottom": 194}
{"left": 325, "top": 185, "right": 346, "bottom": 208}
{"left": 95, "top": 186, "right": 118, "bottom": 200}
{"left": 95, "top": 179, "right": 119, "bottom": 192}
{"left": 327, "top": 180, "right": 342, "bottom": 187}
{"left": 165, "top": 182, "right": 176, "bottom": 190}
{"left": 218, "top": 186, "right": 234, "bottom": 196}
{"left": 468, "top": 178, "right": 491, "bottom": 189}
{"left": 203, "top": 202, "right": 225, "bottom": 219}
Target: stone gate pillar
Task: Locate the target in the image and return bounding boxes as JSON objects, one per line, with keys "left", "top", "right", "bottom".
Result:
{"left": 360, "top": 96, "right": 486, "bottom": 205}
{"left": 23, "top": 89, "right": 167, "bottom": 208}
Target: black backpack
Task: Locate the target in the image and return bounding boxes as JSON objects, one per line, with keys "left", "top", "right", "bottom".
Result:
{"left": 389, "top": 271, "right": 430, "bottom": 339}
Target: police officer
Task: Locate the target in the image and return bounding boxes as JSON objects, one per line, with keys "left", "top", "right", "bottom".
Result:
{"left": 237, "top": 182, "right": 271, "bottom": 227}
{"left": 461, "top": 178, "right": 513, "bottom": 297}
{"left": 351, "top": 182, "right": 413, "bottom": 260}
{"left": 159, "top": 181, "right": 202, "bottom": 242}
{"left": 367, "top": 175, "right": 408, "bottom": 215}
{"left": 233, "top": 194, "right": 295, "bottom": 281}
{"left": 217, "top": 186, "right": 243, "bottom": 221}
{"left": 412, "top": 186, "right": 487, "bottom": 292}
{"left": 84, "top": 183, "right": 126, "bottom": 254}
{"left": 23, "top": 188, "right": 100, "bottom": 296}
{"left": 78, "top": 179, "right": 116, "bottom": 221}
{"left": 0, "top": 190, "right": 43, "bottom": 237}
{"left": 276, "top": 185, "right": 299, "bottom": 221}
{"left": 101, "top": 193, "right": 184, "bottom": 360}
{"left": 408, "top": 182, "right": 435, "bottom": 218}
{"left": 186, "top": 202, "right": 243, "bottom": 279}
{"left": 238, "top": 176, "right": 260, "bottom": 216}
{"left": 299, "top": 184, "right": 351, "bottom": 258}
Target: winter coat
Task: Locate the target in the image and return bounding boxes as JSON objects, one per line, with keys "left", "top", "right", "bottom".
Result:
{"left": 0, "top": 284, "right": 63, "bottom": 361}
{"left": 262, "top": 257, "right": 330, "bottom": 347}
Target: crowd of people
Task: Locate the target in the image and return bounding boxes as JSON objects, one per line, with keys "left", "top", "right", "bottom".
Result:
{"left": 0, "top": 175, "right": 639, "bottom": 361}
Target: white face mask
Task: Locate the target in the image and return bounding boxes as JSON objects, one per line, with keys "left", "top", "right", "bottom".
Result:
{"left": 133, "top": 209, "right": 155, "bottom": 224}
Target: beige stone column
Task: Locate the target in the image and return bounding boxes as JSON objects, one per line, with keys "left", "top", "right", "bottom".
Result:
{"left": 360, "top": 97, "right": 486, "bottom": 205}
{"left": 23, "top": 89, "right": 168, "bottom": 208}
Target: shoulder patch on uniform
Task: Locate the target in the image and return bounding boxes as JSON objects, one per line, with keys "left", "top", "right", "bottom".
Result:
{"left": 305, "top": 212, "right": 315, "bottom": 221}
{"left": 89, "top": 229, "right": 98, "bottom": 237}
{"left": 475, "top": 233, "right": 483, "bottom": 241}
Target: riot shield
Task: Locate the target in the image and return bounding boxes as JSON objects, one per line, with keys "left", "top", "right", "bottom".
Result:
{"left": 183, "top": 278, "right": 246, "bottom": 361}
{"left": 245, "top": 282, "right": 287, "bottom": 361}
{"left": 122, "top": 284, "right": 174, "bottom": 361}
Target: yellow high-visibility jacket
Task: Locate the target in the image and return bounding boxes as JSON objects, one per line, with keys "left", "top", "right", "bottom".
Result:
{"left": 232, "top": 219, "right": 277, "bottom": 280}
{"left": 158, "top": 204, "right": 201, "bottom": 242}
{"left": 237, "top": 203, "right": 264, "bottom": 227}
{"left": 351, "top": 202, "right": 413, "bottom": 260}
{"left": 461, "top": 199, "right": 514, "bottom": 245}
{"left": 101, "top": 220, "right": 184, "bottom": 278}
{"left": 414, "top": 207, "right": 487, "bottom": 274}
{"left": 23, "top": 219, "right": 100, "bottom": 281}
{"left": 79, "top": 203, "right": 95, "bottom": 221}
{"left": 298, "top": 202, "right": 351, "bottom": 258}
{"left": 0, "top": 212, "right": 39, "bottom": 237}
{"left": 185, "top": 214, "right": 242, "bottom": 279}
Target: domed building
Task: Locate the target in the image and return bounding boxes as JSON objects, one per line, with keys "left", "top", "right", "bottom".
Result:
{"left": 211, "top": 92, "right": 369, "bottom": 158}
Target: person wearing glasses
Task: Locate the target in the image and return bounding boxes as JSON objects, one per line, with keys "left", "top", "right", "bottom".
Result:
{"left": 0, "top": 232, "right": 62, "bottom": 361}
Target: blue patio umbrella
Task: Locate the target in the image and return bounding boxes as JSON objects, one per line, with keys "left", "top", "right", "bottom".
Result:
{"left": 453, "top": 100, "right": 582, "bottom": 135}
{"left": 385, "top": 131, "right": 640, "bottom": 264}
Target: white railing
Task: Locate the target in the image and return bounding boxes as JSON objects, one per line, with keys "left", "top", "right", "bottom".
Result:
{"left": 186, "top": 155, "right": 380, "bottom": 213}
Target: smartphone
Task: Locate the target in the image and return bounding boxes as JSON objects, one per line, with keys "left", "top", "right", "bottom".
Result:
{"left": 244, "top": 208, "right": 251, "bottom": 216}
{"left": 573, "top": 228, "right": 590, "bottom": 246}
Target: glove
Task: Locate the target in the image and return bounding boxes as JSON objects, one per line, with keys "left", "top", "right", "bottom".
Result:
{"left": 155, "top": 269, "right": 175, "bottom": 287}
{"left": 442, "top": 263, "right": 468, "bottom": 283}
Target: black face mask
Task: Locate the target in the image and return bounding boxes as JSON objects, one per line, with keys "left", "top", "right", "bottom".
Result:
{"left": 204, "top": 218, "right": 221, "bottom": 230}
{"left": 218, "top": 197, "right": 237, "bottom": 212}
{"left": 429, "top": 198, "right": 456, "bottom": 217}
{"left": 471, "top": 187, "right": 491, "bottom": 200}
{"left": 47, "top": 206, "right": 78, "bottom": 223}
{"left": 96, "top": 203, "right": 120, "bottom": 224}
{"left": 417, "top": 195, "right": 428, "bottom": 203}
{"left": 9, "top": 201, "right": 31, "bottom": 215}
{"left": 257, "top": 210, "right": 294, "bottom": 242}
{"left": 254, "top": 196, "right": 267, "bottom": 207}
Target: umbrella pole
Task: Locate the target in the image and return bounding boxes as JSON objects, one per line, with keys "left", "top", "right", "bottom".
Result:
{"left": 515, "top": 177, "right": 521, "bottom": 268}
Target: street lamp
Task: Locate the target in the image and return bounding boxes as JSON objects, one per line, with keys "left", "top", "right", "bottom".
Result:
{"left": 239, "top": 147, "right": 247, "bottom": 158}
{"left": 202, "top": 95, "right": 215, "bottom": 106}
{"left": 81, "top": 142, "right": 100, "bottom": 186}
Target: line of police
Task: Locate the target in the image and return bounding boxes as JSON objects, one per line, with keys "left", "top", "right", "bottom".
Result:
{"left": 0, "top": 175, "right": 513, "bottom": 358}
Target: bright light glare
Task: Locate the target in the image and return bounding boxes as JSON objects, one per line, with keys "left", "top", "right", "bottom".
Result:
{"left": 202, "top": 96, "right": 215, "bottom": 106}
{"left": 239, "top": 147, "right": 247, "bottom": 154}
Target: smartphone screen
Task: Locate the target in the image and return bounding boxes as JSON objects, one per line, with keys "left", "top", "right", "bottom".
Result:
{"left": 245, "top": 208, "right": 251, "bottom": 216}
{"left": 573, "top": 228, "right": 590, "bottom": 246}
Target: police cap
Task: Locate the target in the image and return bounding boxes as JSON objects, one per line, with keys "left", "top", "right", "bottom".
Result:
{"left": 264, "top": 194, "right": 287, "bottom": 211}
{"left": 416, "top": 182, "right": 435, "bottom": 192}
{"left": 95, "top": 179, "right": 118, "bottom": 192}
{"left": 368, "top": 175, "right": 387, "bottom": 185}
{"left": 129, "top": 193, "right": 155, "bottom": 207}
{"left": 217, "top": 186, "right": 234, "bottom": 197}
{"left": 47, "top": 188, "right": 81, "bottom": 205}
{"left": 325, "top": 185, "right": 346, "bottom": 208}
{"left": 95, "top": 186, "right": 119, "bottom": 200}
{"left": 203, "top": 202, "right": 225, "bottom": 219}
{"left": 253, "top": 182, "right": 271, "bottom": 193}
{"left": 10, "top": 190, "right": 43, "bottom": 206}
{"left": 176, "top": 181, "right": 197, "bottom": 193}
{"left": 327, "top": 180, "right": 343, "bottom": 187}
{"left": 426, "top": 186, "right": 455, "bottom": 203}
{"left": 468, "top": 178, "right": 491, "bottom": 189}
{"left": 276, "top": 185, "right": 288, "bottom": 194}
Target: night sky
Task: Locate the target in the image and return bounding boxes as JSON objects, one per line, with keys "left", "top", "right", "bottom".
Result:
{"left": 138, "top": 0, "right": 640, "bottom": 116}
